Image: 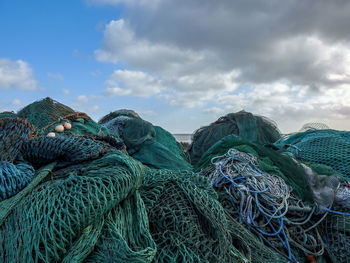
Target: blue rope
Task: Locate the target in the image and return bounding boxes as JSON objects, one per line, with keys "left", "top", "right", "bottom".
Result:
{"left": 323, "top": 207, "right": 350, "bottom": 216}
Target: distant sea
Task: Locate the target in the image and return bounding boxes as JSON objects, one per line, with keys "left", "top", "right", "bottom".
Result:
{"left": 173, "top": 134, "right": 192, "bottom": 143}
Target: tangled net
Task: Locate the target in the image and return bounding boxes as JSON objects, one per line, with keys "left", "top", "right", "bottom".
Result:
{"left": 2, "top": 98, "right": 350, "bottom": 263}
{"left": 188, "top": 111, "right": 281, "bottom": 165}
{"left": 201, "top": 148, "right": 325, "bottom": 262}
{"left": 277, "top": 129, "right": 350, "bottom": 179}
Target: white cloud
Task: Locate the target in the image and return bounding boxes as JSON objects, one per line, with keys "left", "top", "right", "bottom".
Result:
{"left": 92, "top": 105, "right": 99, "bottom": 111}
{"left": 204, "top": 82, "right": 350, "bottom": 132}
{"left": 203, "top": 107, "right": 225, "bottom": 115}
{"left": 104, "top": 69, "right": 164, "bottom": 97}
{"left": 62, "top": 88, "right": 70, "bottom": 95}
{"left": 0, "top": 59, "right": 38, "bottom": 90}
{"left": 77, "top": 95, "right": 89, "bottom": 103}
{"left": 93, "top": 1, "right": 350, "bottom": 132}
{"left": 47, "top": 72, "right": 64, "bottom": 81}
{"left": 11, "top": 98, "right": 22, "bottom": 106}
{"left": 96, "top": 19, "right": 241, "bottom": 105}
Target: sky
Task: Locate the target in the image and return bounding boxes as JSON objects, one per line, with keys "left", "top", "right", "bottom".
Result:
{"left": 1, "top": 0, "right": 350, "bottom": 133}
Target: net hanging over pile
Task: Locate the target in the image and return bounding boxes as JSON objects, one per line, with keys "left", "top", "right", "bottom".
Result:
{"left": 2, "top": 97, "right": 350, "bottom": 263}
{"left": 188, "top": 111, "right": 281, "bottom": 165}
{"left": 276, "top": 129, "right": 350, "bottom": 179}
{"left": 99, "top": 110, "right": 191, "bottom": 170}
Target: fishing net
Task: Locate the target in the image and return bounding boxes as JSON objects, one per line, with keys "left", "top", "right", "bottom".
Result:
{"left": 188, "top": 111, "right": 281, "bottom": 165}
{"left": 276, "top": 129, "right": 350, "bottom": 179}
{"left": 322, "top": 206, "right": 350, "bottom": 263}
{"left": 3, "top": 97, "right": 349, "bottom": 262}
{"left": 0, "top": 111, "right": 17, "bottom": 120}
{"left": 140, "top": 168, "right": 252, "bottom": 262}
{"left": 0, "top": 150, "right": 158, "bottom": 263}
{"left": 195, "top": 134, "right": 313, "bottom": 201}
{"left": 299, "top": 123, "right": 330, "bottom": 132}
{"left": 200, "top": 148, "right": 327, "bottom": 262}
{"left": 100, "top": 111, "right": 191, "bottom": 170}
{"left": 17, "top": 97, "right": 121, "bottom": 140}
{"left": 0, "top": 118, "right": 35, "bottom": 201}
{"left": 0, "top": 162, "right": 34, "bottom": 201}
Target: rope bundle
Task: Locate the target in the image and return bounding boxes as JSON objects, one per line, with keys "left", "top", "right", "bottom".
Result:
{"left": 205, "top": 148, "right": 324, "bottom": 262}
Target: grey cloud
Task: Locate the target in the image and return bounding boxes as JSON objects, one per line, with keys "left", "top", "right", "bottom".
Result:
{"left": 119, "top": 0, "right": 350, "bottom": 88}
{"left": 94, "top": 0, "right": 350, "bottom": 132}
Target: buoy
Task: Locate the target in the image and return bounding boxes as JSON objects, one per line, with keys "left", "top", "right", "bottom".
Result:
{"left": 63, "top": 122, "right": 72, "bottom": 130}
{"left": 55, "top": 124, "right": 64, "bottom": 133}
{"left": 47, "top": 132, "right": 56, "bottom": 137}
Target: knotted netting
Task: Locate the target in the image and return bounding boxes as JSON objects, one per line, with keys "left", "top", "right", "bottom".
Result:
{"left": 276, "top": 129, "right": 350, "bottom": 179}
{"left": 195, "top": 134, "right": 313, "bottom": 201}
{"left": 322, "top": 210, "right": 350, "bottom": 263}
{"left": 0, "top": 118, "right": 36, "bottom": 201}
{"left": 199, "top": 148, "right": 327, "bottom": 262}
{"left": 140, "top": 168, "right": 242, "bottom": 262}
{"left": 0, "top": 150, "right": 158, "bottom": 263}
{"left": 17, "top": 97, "right": 121, "bottom": 141}
{"left": 4, "top": 97, "right": 350, "bottom": 262}
{"left": 188, "top": 111, "right": 281, "bottom": 165}
{"left": 100, "top": 110, "right": 191, "bottom": 170}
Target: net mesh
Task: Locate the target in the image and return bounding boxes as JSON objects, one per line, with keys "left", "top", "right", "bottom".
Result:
{"left": 2, "top": 97, "right": 349, "bottom": 262}
{"left": 199, "top": 148, "right": 325, "bottom": 262}
{"left": 100, "top": 111, "right": 191, "bottom": 170}
{"left": 276, "top": 129, "right": 350, "bottom": 179}
{"left": 322, "top": 207, "right": 350, "bottom": 263}
{"left": 188, "top": 111, "right": 281, "bottom": 165}
{"left": 195, "top": 134, "right": 313, "bottom": 201}
{"left": 0, "top": 151, "right": 154, "bottom": 263}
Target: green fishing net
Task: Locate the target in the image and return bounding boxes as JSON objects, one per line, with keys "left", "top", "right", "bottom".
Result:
{"left": 188, "top": 111, "right": 281, "bottom": 165}
{"left": 0, "top": 150, "right": 158, "bottom": 263}
{"left": 17, "top": 97, "right": 120, "bottom": 140}
{"left": 194, "top": 134, "right": 312, "bottom": 201}
{"left": 322, "top": 208, "right": 350, "bottom": 263}
{"left": 2, "top": 98, "right": 348, "bottom": 263}
{"left": 100, "top": 110, "right": 191, "bottom": 170}
{"left": 276, "top": 129, "right": 350, "bottom": 179}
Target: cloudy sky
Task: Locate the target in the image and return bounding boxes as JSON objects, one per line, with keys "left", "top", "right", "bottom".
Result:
{"left": 1, "top": 0, "right": 350, "bottom": 133}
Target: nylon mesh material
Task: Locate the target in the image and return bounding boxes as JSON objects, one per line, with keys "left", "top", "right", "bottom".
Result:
{"left": 2, "top": 98, "right": 349, "bottom": 262}
{"left": 0, "top": 151, "right": 155, "bottom": 263}
{"left": 140, "top": 169, "right": 238, "bottom": 262}
{"left": 200, "top": 148, "right": 326, "bottom": 262}
{"left": 0, "top": 162, "right": 34, "bottom": 201}
{"left": 0, "top": 111, "right": 17, "bottom": 120}
{"left": 195, "top": 134, "right": 313, "bottom": 201}
{"left": 276, "top": 129, "right": 350, "bottom": 179}
{"left": 100, "top": 111, "right": 191, "bottom": 170}
{"left": 17, "top": 97, "right": 121, "bottom": 140}
{"left": 322, "top": 208, "right": 350, "bottom": 263}
{"left": 188, "top": 111, "right": 281, "bottom": 165}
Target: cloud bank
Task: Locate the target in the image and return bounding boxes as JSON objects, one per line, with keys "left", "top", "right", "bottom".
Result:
{"left": 0, "top": 59, "right": 38, "bottom": 91}
{"left": 93, "top": 0, "right": 350, "bottom": 131}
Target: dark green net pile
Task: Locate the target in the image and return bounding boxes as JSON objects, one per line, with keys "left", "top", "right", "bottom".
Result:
{"left": 0, "top": 98, "right": 349, "bottom": 263}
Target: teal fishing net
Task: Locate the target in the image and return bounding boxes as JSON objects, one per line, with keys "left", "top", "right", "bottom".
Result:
{"left": 100, "top": 110, "right": 191, "bottom": 170}
{"left": 276, "top": 129, "right": 350, "bottom": 179}
{"left": 188, "top": 111, "right": 281, "bottom": 165}
{"left": 195, "top": 134, "right": 313, "bottom": 201}
{"left": 2, "top": 97, "right": 349, "bottom": 263}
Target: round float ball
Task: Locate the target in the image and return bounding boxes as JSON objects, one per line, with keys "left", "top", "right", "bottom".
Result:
{"left": 63, "top": 122, "right": 72, "bottom": 130}
{"left": 47, "top": 132, "right": 56, "bottom": 137}
{"left": 55, "top": 124, "right": 65, "bottom": 133}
